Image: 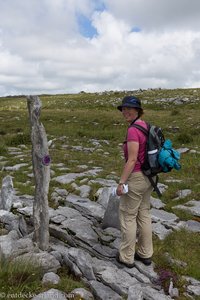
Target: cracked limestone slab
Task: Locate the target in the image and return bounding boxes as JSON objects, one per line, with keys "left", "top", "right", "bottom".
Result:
{"left": 53, "top": 168, "right": 103, "bottom": 184}
{"left": 96, "top": 266, "right": 139, "bottom": 295}
{"left": 61, "top": 216, "right": 98, "bottom": 245}
{"left": 128, "top": 284, "right": 173, "bottom": 300}
{"left": 89, "top": 280, "right": 122, "bottom": 300}
{"left": 134, "top": 261, "right": 159, "bottom": 282}
{"left": 67, "top": 248, "right": 96, "bottom": 281}
{"left": 152, "top": 222, "right": 173, "bottom": 240}
{"left": 4, "top": 163, "right": 29, "bottom": 171}
{"left": 151, "top": 208, "right": 179, "bottom": 223}
{"left": 64, "top": 194, "right": 105, "bottom": 220}
{"left": 173, "top": 200, "right": 200, "bottom": 217}
{"left": 150, "top": 196, "right": 166, "bottom": 209}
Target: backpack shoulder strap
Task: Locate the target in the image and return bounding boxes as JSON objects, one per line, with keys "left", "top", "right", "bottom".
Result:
{"left": 130, "top": 122, "right": 149, "bottom": 136}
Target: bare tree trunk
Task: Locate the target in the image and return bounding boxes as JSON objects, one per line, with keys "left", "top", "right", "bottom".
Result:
{"left": 27, "top": 95, "right": 50, "bottom": 250}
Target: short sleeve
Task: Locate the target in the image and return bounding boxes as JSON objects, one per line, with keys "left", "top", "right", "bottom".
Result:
{"left": 127, "top": 127, "right": 140, "bottom": 143}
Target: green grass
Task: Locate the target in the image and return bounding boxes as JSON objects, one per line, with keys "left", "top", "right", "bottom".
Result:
{"left": 0, "top": 89, "right": 200, "bottom": 299}
{"left": 0, "top": 255, "right": 43, "bottom": 298}
{"left": 0, "top": 256, "right": 86, "bottom": 300}
{"left": 153, "top": 229, "right": 200, "bottom": 280}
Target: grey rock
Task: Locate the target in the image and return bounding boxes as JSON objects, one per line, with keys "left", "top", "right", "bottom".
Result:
{"left": 61, "top": 215, "right": 98, "bottom": 245}
{"left": 0, "top": 209, "right": 27, "bottom": 236}
{"left": 53, "top": 173, "right": 81, "bottom": 184}
{"left": 42, "top": 272, "right": 60, "bottom": 285}
{"left": 183, "top": 220, "right": 200, "bottom": 233}
{"left": 79, "top": 185, "right": 91, "bottom": 198}
{"left": 110, "top": 237, "right": 121, "bottom": 250}
{"left": 50, "top": 192, "right": 62, "bottom": 206}
{"left": 51, "top": 214, "right": 66, "bottom": 224}
{"left": 103, "top": 227, "right": 121, "bottom": 238}
{"left": 63, "top": 252, "right": 82, "bottom": 278}
{"left": 142, "top": 285, "right": 173, "bottom": 299}
{"left": 52, "top": 206, "right": 82, "bottom": 219}
{"left": 53, "top": 168, "right": 103, "bottom": 184}
{"left": 80, "top": 178, "right": 89, "bottom": 184}
{"left": 151, "top": 208, "right": 179, "bottom": 223}
{"left": 17, "top": 206, "right": 33, "bottom": 216}
{"left": 125, "top": 268, "right": 151, "bottom": 284}
{"left": 64, "top": 194, "right": 105, "bottom": 221}
{"left": 68, "top": 248, "right": 96, "bottom": 281}
{"left": 77, "top": 164, "right": 89, "bottom": 169}
{"left": 152, "top": 222, "right": 172, "bottom": 240}
{"left": 97, "top": 187, "right": 113, "bottom": 208}
{"left": 8, "top": 147, "right": 21, "bottom": 152}
{"left": 49, "top": 225, "right": 77, "bottom": 247}
{"left": 187, "top": 285, "right": 200, "bottom": 296}
{"left": 127, "top": 285, "right": 143, "bottom": 300}
{"left": 11, "top": 237, "right": 35, "bottom": 257}
{"left": 176, "top": 189, "right": 192, "bottom": 199}
{"left": 165, "top": 253, "right": 187, "bottom": 268}
{"left": 183, "top": 276, "right": 200, "bottom": 286}
{"left": 102, "top": 195, "right": 120, "bottom": 230}
{"left": 0, "top": 231, "right": 33, "bottom": 259}
{"left": 157, "top": 183, "right": 168, "bottom": 194}
{"left": 54, "top": 188, "right": 69, "bottom": 197}
{"left": 89, "top": 280, "right": 122, "bottom": 300}
{"left": 173, "top": 200, "right": 200, "bottom": 217}
{"left": 150, "top": 196, "right": 166, "bottom": 209}
{"left": 89, "top": 178, "right": 117, "bottom": 187}
{"left": 13, "top": 194, "right": 34, "bottom": 207}
{"left": 0, "top": 230, "right": 18, "bottom": 258}
{"left": 92, "top": 257, "right": 117, "bottom": 274}
{"left": 31, "top": 288, "right": 67, "bottom": 300}
{"left": 165, "top": 179, "right": 182, "bottom": 183}
{"left": 92, "top": 243, "right": 117, "bottom": 258}
{"left": 13, "top": 252, "right": 61, "bottom": 273}
{"left": 17, "top": 215, "right": 28, "bottom": 236}
{"left": 169, "top": 288, "right": 179, "bottom": 298}
{"left": 72, "top": 145, "right": 95, "bottom": 152}
{"left": 177, "top": 147, "right": 190, "bottom": 154}
{"left": 96, "top": 266, "right": 138, "bottom": 295}
{"left": 4, "top": 163, "right": 28, "bottom": 171}
{"left": 72, "top": 288, "right": 94, "bottom": 300}
{"left": 50, "top": 251, "right": 63, "bottom": 263}
{"left": 71, "top": 182, "right": 79, "bottom": 191}
{"left": 0, "top": 175, "right": 14, "bottom": 211}
{"left": 134, "top": 261, "right": 159, "bottom": 282}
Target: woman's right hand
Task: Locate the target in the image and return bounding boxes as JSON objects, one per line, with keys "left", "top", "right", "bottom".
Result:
{"left": 116, "top": 184, "right": 124, "bottom": 196}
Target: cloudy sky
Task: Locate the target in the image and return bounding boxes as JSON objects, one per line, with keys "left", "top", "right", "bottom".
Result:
{"left": 0, "top": 0, "right": 200, "bottom": 96}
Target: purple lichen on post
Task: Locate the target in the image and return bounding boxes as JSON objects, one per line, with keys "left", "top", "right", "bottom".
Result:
{"left": 42, "top": 155, "right": 51, "bottom": 166}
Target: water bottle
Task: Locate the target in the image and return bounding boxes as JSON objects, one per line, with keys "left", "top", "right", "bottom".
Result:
{"left": 148, "top": 149, "right": 158, "bottom": 169}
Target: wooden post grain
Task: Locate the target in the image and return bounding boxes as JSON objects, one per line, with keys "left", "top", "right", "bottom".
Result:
{"left": 27, "top": 95, "right": 50, "bottom": 250}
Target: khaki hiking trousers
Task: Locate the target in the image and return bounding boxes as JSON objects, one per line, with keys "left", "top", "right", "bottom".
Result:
{"left": 119, "top": 171, "right": 153, "bottom": 264}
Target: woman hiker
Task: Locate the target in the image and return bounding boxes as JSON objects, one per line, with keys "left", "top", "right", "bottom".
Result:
{"left": 116, "top": 95, "right": 153, "bottom": 268}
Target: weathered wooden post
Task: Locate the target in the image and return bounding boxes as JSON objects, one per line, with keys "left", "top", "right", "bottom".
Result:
{"left": 27, "top": 95, "right": 50, "bottom": 250}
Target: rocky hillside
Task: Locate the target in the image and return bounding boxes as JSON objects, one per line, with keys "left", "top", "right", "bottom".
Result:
{"left": 0, "top": 89, "right": 200, "bottom": 299}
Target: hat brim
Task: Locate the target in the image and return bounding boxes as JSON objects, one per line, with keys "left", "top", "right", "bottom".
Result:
{"left": 117, "top": 103, "right": 142, "bottom": 111}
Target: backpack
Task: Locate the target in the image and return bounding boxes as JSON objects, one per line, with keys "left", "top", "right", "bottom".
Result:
{"left": 130, "top": 121, "right": 181, "bottom": 197}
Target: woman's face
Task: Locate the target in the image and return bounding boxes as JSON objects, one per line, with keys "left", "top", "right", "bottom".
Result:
{"left": 121, "top": 107, "right": 138, "bottom": 123}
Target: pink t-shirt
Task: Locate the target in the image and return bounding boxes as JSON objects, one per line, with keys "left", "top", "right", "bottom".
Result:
{"left": 123, "top": 120, "right": 147, "bottom": 172}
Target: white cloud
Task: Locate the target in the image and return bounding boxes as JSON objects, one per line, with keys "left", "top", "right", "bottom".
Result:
{"left": 0, "top": 0, "right": 200, "bottom": 96}
{"left": 104, "top": 0, "right": 200, "bottom": 32}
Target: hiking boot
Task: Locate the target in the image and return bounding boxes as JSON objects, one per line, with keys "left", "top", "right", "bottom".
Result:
{"left": 116, "top": 253, "right": 135, "bottom": 268}
{"left": 134, "top": 252, "right": 152, "bottom": 266}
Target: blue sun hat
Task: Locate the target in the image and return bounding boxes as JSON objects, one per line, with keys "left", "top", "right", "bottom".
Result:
{"left": 117, "top": 96, "right": 142, "bottom": 111}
